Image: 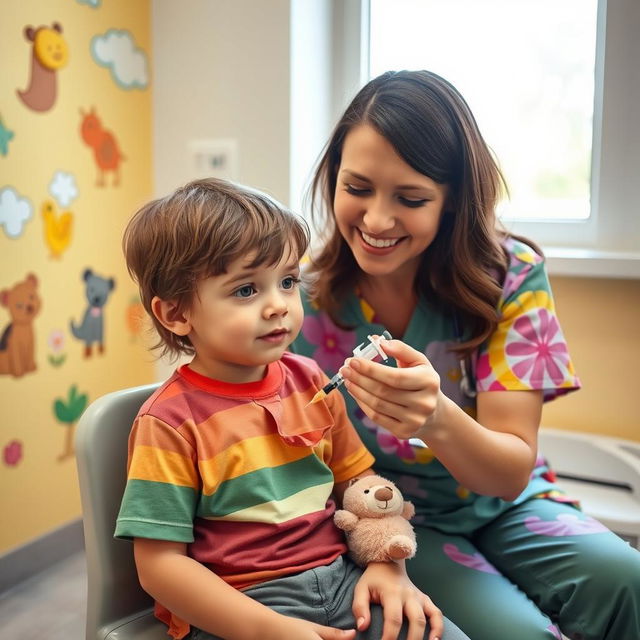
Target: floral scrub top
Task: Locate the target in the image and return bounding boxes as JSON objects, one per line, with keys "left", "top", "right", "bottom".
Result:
{"left": 290, "top": 238, "right": 582, "bottom": 534}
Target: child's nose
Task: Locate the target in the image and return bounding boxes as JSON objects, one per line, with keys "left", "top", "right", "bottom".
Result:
{"left": 264, "top": 291, "right": 288, "bottom": 318}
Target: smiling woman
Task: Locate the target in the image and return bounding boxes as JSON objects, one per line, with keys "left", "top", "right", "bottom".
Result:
{"left": 334, "top": 124, "right": 447, "bottom": 297}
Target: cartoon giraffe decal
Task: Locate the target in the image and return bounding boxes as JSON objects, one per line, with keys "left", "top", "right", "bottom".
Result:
{"left": 79, "top": 108, "right": 125, "bottom": 187}
{"left": 17, "top": 23, "right": 69, "bottom": 112}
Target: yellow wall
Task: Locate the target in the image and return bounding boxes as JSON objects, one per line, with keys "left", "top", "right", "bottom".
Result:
{"left": 543, "top": 276, "right": 640, "bottom": 441}
{"left": 0, "top": 0, "right": 154, "bottom": 554}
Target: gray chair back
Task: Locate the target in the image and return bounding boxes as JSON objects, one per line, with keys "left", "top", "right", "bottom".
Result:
{"left": 75, "top": 383, "right": 166, "bottom": 639}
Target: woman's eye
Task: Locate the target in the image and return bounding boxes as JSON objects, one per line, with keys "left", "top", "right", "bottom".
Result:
{"left": 399, "top": 196, "right": 428, "bottom": 208}
{"left": 345, "top": 184, "right": 370, "bottom": 196}
{"left": 233, "top": 285, "right": 255, "bottom": 298}
{"left": 281, "top": 276, "right": 300, "bottom": 290}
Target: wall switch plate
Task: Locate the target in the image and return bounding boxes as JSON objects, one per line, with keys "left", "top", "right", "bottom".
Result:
{"left": 189, "top": 139, "right": 238, "bottom": 181}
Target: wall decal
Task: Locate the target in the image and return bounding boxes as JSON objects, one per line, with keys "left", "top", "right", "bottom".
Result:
{"left": 17, "top": 23, "right": 69, "bottom": 112}
{"left": 126, "top": 294, "right": 146, "bottom": 342}
{"left": 47, "top": 329, "right": 67, "bottom": 367}
{"left": 0, "top": 273, "right": 41, "bottom": 378}
{"left": 70, "top": 268, "right": 115, "bottom": 357}
{"left": 42, "top": 199, "right": 73, "bottom": 259}
{"left": 0, "top": 186, "right": 33, "bottom": 238}
{"left": 79, "top": 108, "right": 125, "bottom": 187}
{"left": 49, "top": 170, "right": 78, "bottom": 207}
{"left": 0, "top": 115, "right": 14, "bottom": 156}
{"left": 3, "top": 440, "right": 23, "bottom": 467}
{"left": 90, "top": 29, "right": 149, "bottom": 90}
{"left": 54, "top": 384, "right": 88, "bottom": 461}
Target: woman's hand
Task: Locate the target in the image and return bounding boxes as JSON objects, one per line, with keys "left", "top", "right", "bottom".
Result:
{"left": 340, "top": 339, "right": 442, "bottom": 441}
{"left": 352, "top": 561, "right": 442, "bottom": 640}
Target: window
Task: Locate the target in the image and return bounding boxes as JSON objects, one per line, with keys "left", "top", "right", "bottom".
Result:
{"left": 290, "top": 0, "right": 639, "bottom": 276}
{"left": 370, "top": 0, "right": 597, "bottom": 225}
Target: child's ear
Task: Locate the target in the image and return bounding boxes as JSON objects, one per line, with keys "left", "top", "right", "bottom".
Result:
{"left": 151, "top": 296, "right": 191, "bottom": 336}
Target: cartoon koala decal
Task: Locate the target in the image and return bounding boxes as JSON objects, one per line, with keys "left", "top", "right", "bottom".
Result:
{"left": 70, "top": 268, "right": 115, "bottom": 357}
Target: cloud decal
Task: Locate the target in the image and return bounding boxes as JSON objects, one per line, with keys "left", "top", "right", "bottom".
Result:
{"left": 0, "top": 187, "right": 33, "bottom": 238}
{"left": 90, "top": 29, "right": 149, "bottom": 90}
{"left": 49, "top": 170, "right": 79, "bottom": 208}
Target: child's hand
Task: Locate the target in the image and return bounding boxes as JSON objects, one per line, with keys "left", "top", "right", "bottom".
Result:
{"left": 341, "top": 339, "right": 442, "bottom": 441}
{"left": 353, "top": 561, "right": 442, "bottom": 640}
{"left": 265, "top": 615, "right": 356, "bottom": 640}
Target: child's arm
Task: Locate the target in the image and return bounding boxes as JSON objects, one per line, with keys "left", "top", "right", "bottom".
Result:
{"left": 334, "top": 473, "right": 443, "bottom": 640}
{"left": 134, "top": 538, "right": 356, "bottom": 640}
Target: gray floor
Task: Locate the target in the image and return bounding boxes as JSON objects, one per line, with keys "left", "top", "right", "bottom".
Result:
{"left": 0, "top": 550, "right": 86, "bottom": 639}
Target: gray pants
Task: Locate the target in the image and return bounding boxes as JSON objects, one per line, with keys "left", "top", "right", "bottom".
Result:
{"left": 189, "top": 555, "right": 469, "bottom": 639}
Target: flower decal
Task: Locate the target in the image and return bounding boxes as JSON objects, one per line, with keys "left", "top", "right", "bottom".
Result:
{"left": 301, "top": 313, "right": 355, "bottom": 372}
{"left": 4, "top": 440, "right": 23, "bottom": 466}
{"left": 47, "top": 329, "right": 67, "bottom": 367}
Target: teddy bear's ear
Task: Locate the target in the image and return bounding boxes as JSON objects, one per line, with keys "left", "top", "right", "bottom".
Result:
{"left": 348, "top": 477, "right": 360, "bottom": 487}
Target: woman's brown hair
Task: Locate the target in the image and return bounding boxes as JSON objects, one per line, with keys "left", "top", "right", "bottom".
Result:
{"left": 123, "top": 178, "right": 309, "bottom": 359}
{"left": 308, "top": 70, "right": 540, "bottom": 356}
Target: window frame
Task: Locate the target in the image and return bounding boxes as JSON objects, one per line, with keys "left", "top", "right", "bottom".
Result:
{"left": 328, "top": 0, "right": 640, "bottom": 278}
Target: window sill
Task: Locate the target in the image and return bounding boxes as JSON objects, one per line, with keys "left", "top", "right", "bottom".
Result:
{"left": 544, "top": 247, "right": 640, "bottom": 279}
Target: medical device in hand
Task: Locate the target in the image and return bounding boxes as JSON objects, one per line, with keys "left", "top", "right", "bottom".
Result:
{"left": 307, "top": 330, "right": 392, "bottom": 406}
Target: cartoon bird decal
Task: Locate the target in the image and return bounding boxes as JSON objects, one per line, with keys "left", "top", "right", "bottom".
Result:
{"left": 41, "top": 200, "right": 73, "bottom": 258}
{"left": 17, "top": 23, "right": 69, "bottom": 112}
{"left": 79, "top": 107, "right": 125, "bottom": 187}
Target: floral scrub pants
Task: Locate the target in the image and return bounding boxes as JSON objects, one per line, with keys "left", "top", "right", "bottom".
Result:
{"left": 405, "top": 497, "right": 640, "bottom": 640}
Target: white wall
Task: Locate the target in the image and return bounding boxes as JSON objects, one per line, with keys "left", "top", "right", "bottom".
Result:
{"left": 152, "top": 0, "right": 294, "bottom": 380}
{"left": 152, "top": 0, "right": 291, "bottom": 203}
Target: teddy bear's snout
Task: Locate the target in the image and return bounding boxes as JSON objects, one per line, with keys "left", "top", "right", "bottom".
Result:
{"left": 374, "top": 487, "right": 394, "bottom": 502}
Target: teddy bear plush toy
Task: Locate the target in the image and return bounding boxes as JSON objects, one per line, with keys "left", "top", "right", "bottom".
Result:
{"left": 334, "top": 475, "right": 417, "bottom": 567}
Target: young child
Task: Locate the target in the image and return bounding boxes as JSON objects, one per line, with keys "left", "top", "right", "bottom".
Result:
{"left": 115, "top": 178, "right": 467, "bottom": 640}
{"left": 290, "top": 69, "right": 640, "bottom": 640}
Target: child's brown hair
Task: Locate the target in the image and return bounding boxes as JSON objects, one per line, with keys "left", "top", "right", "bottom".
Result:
{"left": 123, "top": 178, "right": 309, "bottom": 359}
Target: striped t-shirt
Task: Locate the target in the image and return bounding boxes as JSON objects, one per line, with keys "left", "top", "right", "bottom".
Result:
{"left": 115, "top": 351, "right": 374, "bottom": 638}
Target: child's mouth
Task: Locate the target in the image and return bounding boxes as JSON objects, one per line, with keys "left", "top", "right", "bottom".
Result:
{"left": 259, "top": 329, "right": 289, "bottom": 343}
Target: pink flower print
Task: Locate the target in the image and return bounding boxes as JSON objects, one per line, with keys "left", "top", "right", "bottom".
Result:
{"left": 301, "top": 313, "right": 356, "bottom": 372}
{"left": 443, "top": 543, "right": 500, "bottom": 575}
{"left": 356, "top": 408, "right": 416, "bottom": 460}
{"left": 395, "top": 475, "right": 429, "bottom": 500}
{"left": 524, "top": 514, "right": 608, "bottom": 537}
{"left": 505, "top": 309, "right": 571, "bottom": 387}
{"left": 503, "top": 266, "right": 530, "bottom": 301}
{"left": 475, "top": 352, "right": 507, "bottom": 391}
{"left": 4, "top": 440, "right": 23, "bottom": 466}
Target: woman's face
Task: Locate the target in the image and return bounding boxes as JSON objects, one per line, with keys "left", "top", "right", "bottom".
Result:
{"left": 333, "top": 124, "right": 448, "bottom": 282}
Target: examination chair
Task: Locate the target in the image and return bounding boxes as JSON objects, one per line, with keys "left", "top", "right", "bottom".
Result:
{"left": 539, "top": 427, "right": 640, "bottom": 550}
{"left": 75, "top": 382, "right": 165, "bottom": 640}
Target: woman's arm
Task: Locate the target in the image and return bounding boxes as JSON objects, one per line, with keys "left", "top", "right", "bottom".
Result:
{"left": 133, "top": 538, "right": 356, "bottom": 640}
{"left": 340, "top": 339, "right": 541, "bottom": 500}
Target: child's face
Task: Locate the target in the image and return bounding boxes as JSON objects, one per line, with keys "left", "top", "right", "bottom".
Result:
{"left": 185, "top": 248, "right": 303, "bottom": 383}
{"left": 333, "top": 124, "right": 448, "bottom": 283}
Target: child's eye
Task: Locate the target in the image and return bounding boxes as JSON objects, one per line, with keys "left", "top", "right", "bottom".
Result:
{"left": 398, "top": 196, "right": 428, "bottom": 208}
{"left": 345, "top": 184, "right": 370, "bottom": 196}
{"left": 281, "top": 276, "right": 301, "bottom": 290}
{"left": 233, "top": 285, "right": 256, "bottom": 298}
